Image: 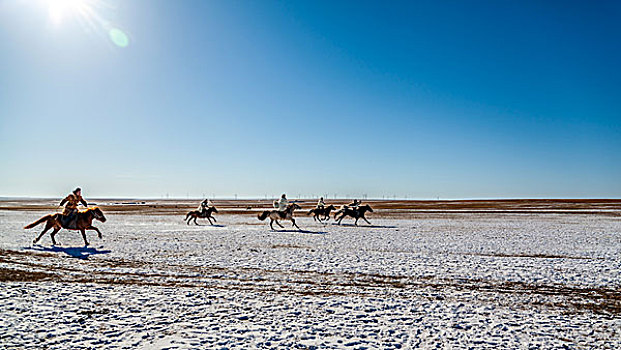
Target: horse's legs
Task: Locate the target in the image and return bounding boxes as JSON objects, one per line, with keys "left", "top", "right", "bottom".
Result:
{"left": 292, "top": 218, "right": 300, "bottom": 230}
{"left": 186, "top": 216, "right": 191, "bottom": 225}
{"left": 207, "top": 217, "right": 214, "bottom": 225}
{"left": 355, "top": 217, "right": 359, "bottom": 226}
{"left": 88, "top": 226, "right": 103, "bottom": 239}
{"left": 50, "top": 228, "right": 61, "bottom": 245}
{"left": 269, "top": 219, "right": 275, "bottom": 230}
{"left": 212, "top": 216, "right": 217, "bottom": 222}
{"left": 336, "top": 214, "right": 343, "bottom": 225}
{"left": 362, "top": 216, "right": 372, "bottom": 225}
{"left": 80, "top": 229, "right": 89, "bottom": 246}
{"left": 193, "top": 216, "right": 199, "bottom": 225}
{"left": 276, "top": 220, "right": 284, "bottom": 228}
{"left": 33, "top": 221, "right": 53, "bottom": 244}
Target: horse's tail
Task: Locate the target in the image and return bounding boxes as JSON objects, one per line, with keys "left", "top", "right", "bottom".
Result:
{"left": 24, "top": 215, "right": 52, "bottom": 229}
{"left": 258, "top": 211, "right": 270, "bottom": 221}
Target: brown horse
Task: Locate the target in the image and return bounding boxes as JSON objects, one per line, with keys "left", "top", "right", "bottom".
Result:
{"left": 333, "top": 204, "right": 373, "bottom": 225}
{"left": 307, "top": 204, "right": 336, "bottom": 222}
{"left": 25, "top": 207, "right": 107, "bottom": 246}
{"left": 185, "top": 206, "right": 218, "bottom": 225}
{"left": 258, "top": 203, "right": 302, "bottom": 230}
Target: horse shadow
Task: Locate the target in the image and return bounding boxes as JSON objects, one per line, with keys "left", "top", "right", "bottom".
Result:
{"left": 331, "top": 223, "right": 398, "bottom": 229}
{"left": 26, "top": 245, "right": 112, "bottom": 259}
{"left": 272, "top": 229, "right": 327, "bottom": 235}
{"left": 195, "top": 224, "right": 226, "bottom": 227}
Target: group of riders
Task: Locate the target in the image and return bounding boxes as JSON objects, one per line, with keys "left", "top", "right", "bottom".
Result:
{"left": 24, "top": 188, "right": 371, "bottom": 245}
{"left": 54, "top": 188, "right": 366, "bottom": 229}
{"left": 58, "top": 189, "right": 364, "bottom": 223}
{"left": 273, "top": 193, "right": 362, "bottom": 213}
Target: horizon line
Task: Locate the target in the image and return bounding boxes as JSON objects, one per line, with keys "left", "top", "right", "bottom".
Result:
{"left": 2, "top": 196, "right": 621, "bottom": 201}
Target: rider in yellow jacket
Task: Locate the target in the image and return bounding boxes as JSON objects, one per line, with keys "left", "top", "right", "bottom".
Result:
{"left": 59, "top": 187, "right": 88, "bottom": 227}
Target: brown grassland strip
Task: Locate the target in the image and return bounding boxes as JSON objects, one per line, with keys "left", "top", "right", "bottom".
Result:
{"left": 4, "top": 199, "right": 621, "bottom": 217}
{"left": 459, "top": 252, "right": 598, "bottom": 260}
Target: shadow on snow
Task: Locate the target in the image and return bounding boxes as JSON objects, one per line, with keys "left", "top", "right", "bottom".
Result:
{"left": 331, "top": 223, "right": 398, "bottom": 229}
{"left": 191, "top": 224, "right": 226, "bottom": 227}
{"left": 25, "top": 245, "right": 112, "bottom": 259}
{"left": 271, "top": 229, "right": 327, "bottom": 235}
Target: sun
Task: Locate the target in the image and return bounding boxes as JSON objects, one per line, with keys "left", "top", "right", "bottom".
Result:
{"left": 45, "top": 0, "right": 90, "bottom": 25}
{"left": 40, "top": 0, "right": 129, "bottom": 48}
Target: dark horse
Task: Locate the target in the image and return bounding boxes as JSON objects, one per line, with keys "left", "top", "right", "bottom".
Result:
{"left": 185, "top": 206, "right": 218, "bottom": 225}
{"left": 258, "top": 203, "right": 302, "bottom": 230}
{"left": 333, "top": 204, "right": 373, "bottom": 225}
{"left": 307, "top": 204, "right": 336, "bottom": 222}
{"left": 25, "top": 207, "right": 107, "bottom": 246}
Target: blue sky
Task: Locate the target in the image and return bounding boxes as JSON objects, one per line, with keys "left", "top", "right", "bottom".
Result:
{"left": 1, "top": 0, "right": 620, "bottom": 199}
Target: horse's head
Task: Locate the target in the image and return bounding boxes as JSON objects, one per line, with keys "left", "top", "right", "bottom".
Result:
{"left": 361, "top": 204, "right": 373, "bottom": 212}
{"left": 211, "top": 206, "right": 218, "bottom": 213}
{"left": 327, "top": 205, "right": 336, "bottom": 210}
{"left": 289, "top": 203, "right": 302, "bottom": 211}
{"left": 91, "top": 207, "right": 107, "bottom": 222}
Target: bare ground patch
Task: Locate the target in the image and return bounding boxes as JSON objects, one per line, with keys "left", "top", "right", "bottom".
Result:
{"left": 1, "top": 248, "right": 619, "bottom": 316}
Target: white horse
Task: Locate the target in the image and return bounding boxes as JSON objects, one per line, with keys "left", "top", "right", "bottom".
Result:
{"left": 258, "top": 203, "right": 302, "bottom": 230}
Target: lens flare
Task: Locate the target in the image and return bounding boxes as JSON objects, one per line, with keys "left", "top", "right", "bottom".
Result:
{"left": 109, "top": 28, "right": 129, "bottom": 47}
{"left": 41, "top": 0, "right": 129, "bottom": 49}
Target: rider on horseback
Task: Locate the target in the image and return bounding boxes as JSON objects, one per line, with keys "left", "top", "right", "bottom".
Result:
{"left": 59, "top": 187, "right": 88, "bottom": 228}
{"left": 274, "top": 194, "right": 288, "bottom": 212}
{"left": 198, "top": 199, "right": 212, "bottom": 215}
{"left": 317, "top": 197, "right": 325, "bottom": 209}
{"left": 344, "top": 199, "right": 360, "bottom": 210}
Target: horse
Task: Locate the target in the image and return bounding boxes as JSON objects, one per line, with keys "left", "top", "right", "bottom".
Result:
{"left": 307, "top": 204, "right": 336, "bottom": 222}
{"left": 185, "top": 206, "right": 218, "bottom": 225}
{"left": 258, "top": 203, "right": 302, "bottom": 230}
{"left": 24, "top": 207, "right": 107, "bottom": 246}
{"left": 333, "top": 204, "right": 374, "bottom": 225}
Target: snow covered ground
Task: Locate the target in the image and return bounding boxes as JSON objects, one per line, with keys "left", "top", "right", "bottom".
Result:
{"left": 1, "top": 207, "right": 620, "bottom": 349}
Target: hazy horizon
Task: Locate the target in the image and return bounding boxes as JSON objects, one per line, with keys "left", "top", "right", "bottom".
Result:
{"left": 2, "top": 195, "right": 620, "bottom": 201}
{"left": 2, "top": 0, "right": 620, "bottom": 199}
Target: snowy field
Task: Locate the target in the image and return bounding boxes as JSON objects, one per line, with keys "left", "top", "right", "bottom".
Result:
{"left": 1, "top": 203, "right": 620, "bottom": 349}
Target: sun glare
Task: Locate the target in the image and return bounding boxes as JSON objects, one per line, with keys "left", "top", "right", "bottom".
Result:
{"left": 45, "top": 0, "right": 89, "bottom": 25}
{"left": 40, "top": 0, "right": 130, "bottom": 48}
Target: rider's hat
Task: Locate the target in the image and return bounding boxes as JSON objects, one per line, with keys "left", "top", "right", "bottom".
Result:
{"left": 74, "top": 187, "right": 82, "bottom": 193}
